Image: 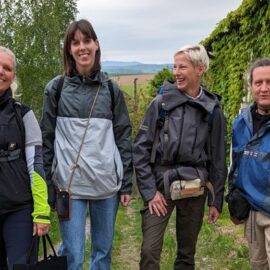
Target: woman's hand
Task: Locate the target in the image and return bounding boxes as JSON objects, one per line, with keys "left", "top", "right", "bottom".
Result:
{"left": 120, "top": 194, "right": 131, "bottom": 207}
{"left": 33, "top": 223, "right": 50, "bottom": 236}
{"left": 148, "top": 191, "right": 168, "bottom": 217}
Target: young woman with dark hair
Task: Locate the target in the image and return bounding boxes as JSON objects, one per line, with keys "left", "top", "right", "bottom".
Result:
{"left": 40, "top": 19, "right": 133, "bottom": 270}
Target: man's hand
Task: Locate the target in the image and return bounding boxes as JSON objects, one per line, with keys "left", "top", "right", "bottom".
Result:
{"left": 208, "top": 206, "right": 220, "bottom": 224}
{"left": 230, "top": 217, "right": 245, "bottom": 225}
{"left": 120, "top": 194, "right": 131, "bottom": 207}
{"left": 33, "top": 223, "right": 50, "bottom": 236}
{"left": 148, "top": 191, "right": 168, "bottom": 217}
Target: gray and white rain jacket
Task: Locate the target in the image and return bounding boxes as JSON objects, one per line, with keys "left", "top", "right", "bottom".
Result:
{"left": 40, "top": 71, "right": 133, "bottom": 200}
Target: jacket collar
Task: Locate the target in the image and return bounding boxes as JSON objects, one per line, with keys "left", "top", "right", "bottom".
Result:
{"left": 241, "top": 103, "right": 270, "bottom": 140}
{"left": 0, "top": 89, "right": 12, "bottom": 107}
{"left": 66, "top": 70, "right": 110, "bottom": 86}
{"left": 161, "top": 80, "right": 219, "bottom": 113}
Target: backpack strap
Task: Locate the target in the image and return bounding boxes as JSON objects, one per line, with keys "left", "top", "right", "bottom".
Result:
{"left": 150, "top": 96, "right": 168, "bottom": 164}
{"left": 107, "top": 79, "right": 115, "bottom": 120}
{"left": 163, "top": 109, "right": 169, "bottom": 161}
{"left": 13, "top": 101, "right": 26, "bottom": 158}
{"left": 55, "top": 75, "right": 65, "bottom": 105}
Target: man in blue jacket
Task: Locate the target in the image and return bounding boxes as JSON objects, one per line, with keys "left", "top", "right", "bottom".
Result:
{"left": 229, "top": 58, "right": 270, "bottom": 270}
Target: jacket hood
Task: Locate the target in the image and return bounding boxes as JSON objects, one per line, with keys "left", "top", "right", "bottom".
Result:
{"left": 161, "top": 80, "right": 220, "bottom": 113}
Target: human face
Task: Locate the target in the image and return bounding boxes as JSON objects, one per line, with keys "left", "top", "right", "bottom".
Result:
{"left": 173, "top": 53, "right": 204, "bottom": 96}
{"left": 70, "top": 30, "right": 99, "bottom": 75}
{"left": 0, "top": 51, "right": 15, "bottom": 95}
{"left": 251, "top": 66, "right": 270, "bottom": 113}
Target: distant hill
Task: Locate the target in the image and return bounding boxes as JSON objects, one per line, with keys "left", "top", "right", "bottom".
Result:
{"left": 101, "top": 61, "right": 172, "bottom": 75}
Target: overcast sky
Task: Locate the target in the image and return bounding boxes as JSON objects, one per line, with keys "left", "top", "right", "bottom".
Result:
{"left": 77, "top": 0, "right": 242, "bottom": 64}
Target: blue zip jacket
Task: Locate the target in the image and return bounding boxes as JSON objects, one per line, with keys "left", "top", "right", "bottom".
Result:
{"left": 230, "top": 104, "right": 270, "bottom": 216}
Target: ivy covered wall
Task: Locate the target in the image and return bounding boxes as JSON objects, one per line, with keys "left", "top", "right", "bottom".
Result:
{"left": 203, "top": 0, "right": 270, "bottom": 130}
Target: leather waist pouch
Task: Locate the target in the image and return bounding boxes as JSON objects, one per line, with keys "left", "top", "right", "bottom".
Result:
{"left": 170, "top": 178, "right": 204, "bottom": 200}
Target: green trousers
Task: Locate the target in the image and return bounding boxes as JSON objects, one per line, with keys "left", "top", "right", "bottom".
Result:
{"left": 140, "top": 194, "right": 206, "bottom": 270}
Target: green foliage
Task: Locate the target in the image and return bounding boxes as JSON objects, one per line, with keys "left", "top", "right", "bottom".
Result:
{"left": 202, "top": 0, "right": 270, "bottom": 135}
{"left": 0, "top": 0, "right": 77, "bottom": 117}
{"left": 124, "top": 85, "right": 153, "bottom": 138}
{"left": 83, "top": 198, "right": 250, "bottom": 269}
{"left": 122, "top": 69, "right": 173, "bottom": 139}
{"left": 148, "top": 68, "right": 174, "bottom": 97}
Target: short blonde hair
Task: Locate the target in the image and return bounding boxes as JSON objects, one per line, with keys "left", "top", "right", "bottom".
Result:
{"left": 174, "top": 44, "right": 209, "bottom": 72}
{"left": 0, "top": 46, "right": 18, "bottom": 97}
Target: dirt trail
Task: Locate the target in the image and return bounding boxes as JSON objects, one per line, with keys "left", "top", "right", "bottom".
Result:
{"left": 117, "top": 206, "right": 140, "bottom": 270}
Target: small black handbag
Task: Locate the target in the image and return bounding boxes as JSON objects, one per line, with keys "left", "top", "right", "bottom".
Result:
{"left": 226, "top": 188, "right": 251, "bottom": 222}
{"left": 13, "top": 235, "right": 67, "bottom": 270}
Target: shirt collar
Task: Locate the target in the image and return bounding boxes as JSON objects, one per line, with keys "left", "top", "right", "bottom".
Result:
{"left": 184, "top": 86, "right": 203, "bottom": 100}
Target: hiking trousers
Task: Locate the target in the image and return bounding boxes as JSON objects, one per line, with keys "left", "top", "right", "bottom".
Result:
{"left": 140, "top": 193, "right": 206, "bottom": 270}
{"left": 245, "top": 210, "right": 270, "bottom": 270}
{"left": 0, "top": 207, "right": 34, "bottom": 270}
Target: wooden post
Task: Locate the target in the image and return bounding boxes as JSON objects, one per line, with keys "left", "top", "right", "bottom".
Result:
{"left": 134, "top": 78, "right": 138, "bottom": 112}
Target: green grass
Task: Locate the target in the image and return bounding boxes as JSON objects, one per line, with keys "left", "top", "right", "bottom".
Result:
{"left": 196, "top": 206, "right": 250, "bottom": 270}
{"left": 80, "top": 198, "right": 250, "bottom": 269}
{"left": 121, "top": 83, "right": 148, "bottom": 97}
{"left": 49, "top": 212, "right": 61, "bottom": 245}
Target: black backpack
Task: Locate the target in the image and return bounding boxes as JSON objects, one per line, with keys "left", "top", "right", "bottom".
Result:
{"left": 225, "top": 188, "right": 251, "bottom": 221}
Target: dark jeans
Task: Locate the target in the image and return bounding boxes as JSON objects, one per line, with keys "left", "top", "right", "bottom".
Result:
{"left": 0, "top": 207, "right": 33, "bottom": 270}
{"left": 140, "top": 194, "right": 206, "bottom": 270}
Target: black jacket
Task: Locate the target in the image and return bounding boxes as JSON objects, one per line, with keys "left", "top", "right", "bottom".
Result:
{"left": 0, "top": 89, "right": 32, "bottom": 215}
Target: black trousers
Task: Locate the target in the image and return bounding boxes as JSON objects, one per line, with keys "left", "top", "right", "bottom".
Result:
{"left": 140, "top": 194, "right": 206, "bottom": 270}
{"left": 0, "top": 207, "right": 34, "bottom": 270}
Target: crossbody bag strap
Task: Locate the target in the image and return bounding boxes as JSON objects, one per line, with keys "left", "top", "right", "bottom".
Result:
{"left": 66, "top": 84, "right": 101, "bottom": 191}
{"left": 150, "top": 97, "right": 166, "bottom": 164}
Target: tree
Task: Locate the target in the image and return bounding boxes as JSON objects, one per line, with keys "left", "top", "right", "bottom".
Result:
{"left": 0, "top": 0, "right": 77, "bottom": 116}
{"left": 148, "top": 68, "right": 174, "bottom": 97}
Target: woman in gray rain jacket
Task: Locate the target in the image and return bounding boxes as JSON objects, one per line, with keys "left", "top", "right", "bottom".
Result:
{"left": 40, "top": 19, "right": 132, "bottom": 270}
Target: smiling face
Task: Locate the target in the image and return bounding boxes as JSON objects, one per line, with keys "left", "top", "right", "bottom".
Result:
{"left": 173, "top": 53, "right": 204, "bottom": 96}
{"left": 251, "top": 66, "right": 270, "bottom": 113}
{"left": 0, "top": 51, "right": 15, "bottom": 95}
{"left": 69, "top": 30, "right": 99, "bottom": 75}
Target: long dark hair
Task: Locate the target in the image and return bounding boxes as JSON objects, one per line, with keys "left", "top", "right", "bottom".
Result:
{"left": 63, "top": 19, "right": 101, "bottom": 76}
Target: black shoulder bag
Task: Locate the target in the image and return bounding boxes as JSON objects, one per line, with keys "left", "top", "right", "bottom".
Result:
{"left": 13, "top": 235, "right": 67, "bottom": 270}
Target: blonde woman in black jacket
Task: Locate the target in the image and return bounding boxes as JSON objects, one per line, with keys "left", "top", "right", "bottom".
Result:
{"left": 134, "top": 44, "right": 227, "bottom": 270}
{"left": 0, "top": 47, "right": 50, "bottom": 269}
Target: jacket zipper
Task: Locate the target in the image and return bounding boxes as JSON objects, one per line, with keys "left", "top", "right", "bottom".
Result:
{"left": 191, "top": 127, "right": 197, "bottom": 154}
